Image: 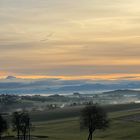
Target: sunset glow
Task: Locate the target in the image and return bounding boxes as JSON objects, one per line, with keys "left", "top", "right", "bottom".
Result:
{"left": 0, "top": 0, "right": 140, "bottom": 80}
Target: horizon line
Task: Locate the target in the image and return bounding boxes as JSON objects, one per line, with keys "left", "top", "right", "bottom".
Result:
{"left": 1, "top": 73, "right": 140, "bottom": 81}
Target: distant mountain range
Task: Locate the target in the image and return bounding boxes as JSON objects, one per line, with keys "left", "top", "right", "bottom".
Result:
{"left": 0, "top": 76, "right": 140, "bottom": 95}
{"left": 46, "top": 83, "right": 140, "bottom": 93}
{"left": 103, "top": 89, "right": 140, "bottom": 96}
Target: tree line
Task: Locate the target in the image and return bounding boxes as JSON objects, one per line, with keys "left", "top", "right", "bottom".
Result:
{"left": 0, "top": 111, "right": 31, "bottom": 140}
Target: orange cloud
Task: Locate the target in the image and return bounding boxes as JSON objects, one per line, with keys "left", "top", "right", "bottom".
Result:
{"left": 15, "top": 73, "right": 140, "bottom": 81}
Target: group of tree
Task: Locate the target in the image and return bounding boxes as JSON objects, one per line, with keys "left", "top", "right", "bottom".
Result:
{"left": 0, "top": 104, "right": 109, "bottom": 140}
{"left": 0, "top": 111, "right": 31, "bottom": 140}
{"left": 0, "top": 115, "right": 7, "bottom": 140}
{"left": 12, "top": 112, "right": 31, "bottom": 140}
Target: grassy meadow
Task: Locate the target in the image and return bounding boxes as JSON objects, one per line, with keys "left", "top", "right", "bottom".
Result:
{"left": 4, "top": 104, "right": 140, "bottom": 140}
{"left": 30, "top": 104, "right": 140, "bottom": 140}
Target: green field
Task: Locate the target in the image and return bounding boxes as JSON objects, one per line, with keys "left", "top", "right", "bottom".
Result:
{"left": 30, "top": 104, "right": 140, "bottom": 140}
{"left": 30, "top": 103, "right": 140, "bottom": 122}
{"left": 4, "top": 104, "right": 140, "bottom": 140}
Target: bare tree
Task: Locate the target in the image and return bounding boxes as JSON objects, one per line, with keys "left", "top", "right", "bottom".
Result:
{"left": 0, "top": 115, "right": 8, "bottom": 140}
{"left": 12, "top": 111, "right": 31, "bottom": 140}
{"left": 81, "top": 105, "right": 109, "bottom": 140}
{"left": 12, "top": 112, "right": 21, "bottom": 140}
{"left": 20, "top": 112, "right": 31, "bottom": 140}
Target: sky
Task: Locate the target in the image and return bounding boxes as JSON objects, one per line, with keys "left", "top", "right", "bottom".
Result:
{"left": 0, "top": 0, "right": 140, "bottom": 80}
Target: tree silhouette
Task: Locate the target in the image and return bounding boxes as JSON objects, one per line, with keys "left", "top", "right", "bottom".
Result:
{"left": 81, "top": 105, "right": 109, "bottom": 140}
{"left": 0, "top": 115, "right": 8, "bottom": 140}
{"left": 12, "top": 111, "right": 31, "bottom": 140}
{"left": 12, "top": 112, "right": 22, "bottom": 140}
{"left": 20, "top": 112, "right": 31, "bottom": 140}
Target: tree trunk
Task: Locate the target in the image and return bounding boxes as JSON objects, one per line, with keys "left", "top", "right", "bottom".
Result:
{"left": 17, "top": 130, "right": 20, "bottom": 140}
{"left": 88, "top": 132, "right": 93, "bottom": 140}
{"left": 24, "top": 132, "right": 26, "bottom": 140}
{"left": 88, "top": 130, "right": 95, "bottom": 140}
{"left": 88, "top": 133, "right": 91, "bottom": 140}
{"left": 28, "top": 126, "right": 30, "bottom": 140}
{"left": 91, "top": 133, "right": 93, "bottom": 140}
